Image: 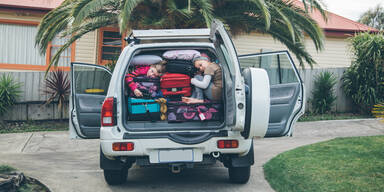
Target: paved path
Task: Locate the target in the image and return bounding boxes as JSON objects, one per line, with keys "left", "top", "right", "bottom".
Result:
{"left": 0, "top": 119, "right": 383, "bottom": 192}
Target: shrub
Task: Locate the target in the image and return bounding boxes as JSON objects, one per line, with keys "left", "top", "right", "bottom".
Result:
{"left": 342, "top": 33, "right": 384, "bottom": 114}
{"left": 372, "top": 102, "right": 384, "bottom": 120}
{"left": 105, "top": 55, "right": 119, "bottom": 72}
{"left": 0, "top": 165, "right": 16, "bottom": 174}
{"left": 372, "top": 82, "right": 384, "bottom": 121}
{"left": 311, "top": 71, "right": 337, "bottom": 114}
{"left": 0, "top": 74, "right": 21, "bottom": 117}
{"left": 42, "top": 69, "right": 70, "bottom": 119}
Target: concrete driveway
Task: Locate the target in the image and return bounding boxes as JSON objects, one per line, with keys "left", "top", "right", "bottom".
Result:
{"left": 0, "top": 119, "right": 383, "bottom": 192}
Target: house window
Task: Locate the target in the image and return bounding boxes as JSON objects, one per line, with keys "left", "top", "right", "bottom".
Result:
{"left": 0, "top": 19, "right": 75, "bottom": 71}
{"left": 98, "top": 28, "right": 124, "bottom": 65}
{"left": 0, "top": 22, "right": 46, "bottom": 66}
{"left": 47, "top": 36, "right": 75, "bottom": 67}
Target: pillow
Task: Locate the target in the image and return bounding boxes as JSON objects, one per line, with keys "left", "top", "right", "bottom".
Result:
{"left": 131, "top": 55, "right": 163, "bottom": 66}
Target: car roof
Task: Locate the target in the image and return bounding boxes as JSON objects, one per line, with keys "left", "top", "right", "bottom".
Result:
{"left": 127, "top": 29, "right": 212, "bottom": 44}
{"left": 128, "top": 42, "right": 215, "bottom": 50}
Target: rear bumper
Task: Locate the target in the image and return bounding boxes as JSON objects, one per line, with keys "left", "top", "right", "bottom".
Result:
{"left": 100, "top": 129, "right": 252, "bottom": 164}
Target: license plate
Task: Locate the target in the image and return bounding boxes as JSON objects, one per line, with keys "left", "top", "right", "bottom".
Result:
{"left": 158, "top": 149, "right": 194, "bottom": 163}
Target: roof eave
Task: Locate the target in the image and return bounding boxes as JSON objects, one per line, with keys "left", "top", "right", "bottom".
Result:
{"left": 324, "top": 28, "right": 379, "bottom": 32}
{"left": 0, "top": 4, "right": 54, "bottom": 11}
{"left": 324, "top": 28, "right": 379, "bottom": 37}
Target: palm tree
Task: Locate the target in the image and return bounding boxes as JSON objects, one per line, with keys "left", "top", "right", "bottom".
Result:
{"left": 35, "top": 0, "right": 326, "bottom": 70}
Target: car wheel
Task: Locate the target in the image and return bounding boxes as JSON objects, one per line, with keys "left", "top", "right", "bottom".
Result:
{"left": 103, "top": 168, "right": 128, "bottom": 185}
{"left": 228, "top": 166, "right": 251, "bottom": 184}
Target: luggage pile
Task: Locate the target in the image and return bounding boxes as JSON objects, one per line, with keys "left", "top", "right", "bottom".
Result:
{"left": 167, "top": 101, "right": 222, "bottom": 122}
{"left": 128, "top": 98, "right": 160, "bottom": 121}
{"left": 161, "top": 50, "right": 198, "bottom": 99}
{"left": 130, "top": 76, "right": 160, "bottom": 98}
{"left": 160, "top": 73, "right": 191, "bottom": 98}
{"left": 126, "top": 50, "right": 222, "bottom": 122}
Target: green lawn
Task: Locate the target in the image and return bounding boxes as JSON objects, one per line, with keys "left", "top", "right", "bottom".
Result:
{"left": 298, "top": 113, "right": 373, "bottom": 122}
{"left": 264, "top": 136, "right": 384, "bottom": 192}
{"left": 0, "top": 121, "right": 68, "bottom": 134}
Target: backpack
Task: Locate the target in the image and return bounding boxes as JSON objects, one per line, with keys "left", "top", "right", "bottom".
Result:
{"left": 130, "top": 76, "right": 161, "bottom": 98}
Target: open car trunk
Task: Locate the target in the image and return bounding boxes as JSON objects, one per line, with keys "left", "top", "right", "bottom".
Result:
{"left": 122, "top": 48, "right": 226, "bottom": 132}
{"left": 70, "top": 20, "right": 302, "bottom": 140}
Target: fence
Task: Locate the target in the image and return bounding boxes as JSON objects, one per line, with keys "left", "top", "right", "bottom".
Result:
{"left": 1, "top": 68, "right": 354, "bottom": 121}
{"left": 0, "top": 71, "right": 69, "bottom": 121}
{"left": 299, "top": 68, "right": 354, "bottom": 113}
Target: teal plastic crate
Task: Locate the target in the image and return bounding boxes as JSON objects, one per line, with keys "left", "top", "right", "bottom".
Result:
{"left": 128, "top": 98, "right": 160, "bottom": 115}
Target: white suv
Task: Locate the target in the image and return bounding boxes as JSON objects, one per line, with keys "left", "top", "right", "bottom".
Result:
{"left": 69, "top": 20, "right": 304, "bottom": 185}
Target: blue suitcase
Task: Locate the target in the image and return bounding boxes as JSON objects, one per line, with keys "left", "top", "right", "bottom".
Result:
{"left": 128, "top": 98, "right": 160, "bottom": 121}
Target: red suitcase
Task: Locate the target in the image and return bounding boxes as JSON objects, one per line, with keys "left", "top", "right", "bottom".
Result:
{"left": 160, "top": 73, "right": 192, "bottom": 97}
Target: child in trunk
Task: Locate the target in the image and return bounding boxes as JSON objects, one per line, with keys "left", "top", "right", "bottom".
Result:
{"left": 125, "top": 61, "right": 166, "bottom": 97}
{"left": 182, "top": 56, "right": 223, "bottom": 103}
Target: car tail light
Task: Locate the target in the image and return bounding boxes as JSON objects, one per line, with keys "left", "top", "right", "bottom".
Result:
{"left": 112, "top": 142, "right": 134, "bottom": 151}
{"left": 101, "top": 97, "right": 116, "bottom": 126}
{"left": 217, "top": 140, "right": 239, "bottom": 149}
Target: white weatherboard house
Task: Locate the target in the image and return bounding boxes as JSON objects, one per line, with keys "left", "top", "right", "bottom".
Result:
{"left": 0, "top": 0, "right": 377, "bottom": 71}
{"left": 0, "top": 0, "right": 377, "bottom": 121}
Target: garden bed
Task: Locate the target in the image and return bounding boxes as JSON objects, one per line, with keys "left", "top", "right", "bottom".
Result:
{"left": 298, "top": 113, "right": 373, "bottom": 122}
{"left": 0, "top": 120, "right": 68, "bottom": 134}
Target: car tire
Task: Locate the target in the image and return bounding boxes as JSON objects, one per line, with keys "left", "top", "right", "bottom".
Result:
{"left": 103, "top": 168, "right": 128, "bottom": 185}
{"left": 228, "top": 166, "right": 251, "bottom": 184}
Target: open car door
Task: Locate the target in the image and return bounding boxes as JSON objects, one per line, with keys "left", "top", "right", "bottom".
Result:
{"left": 69, "top": 63, "right": 112, "bottom": 139}
{"left": 210, "top": 19, "right": 271, "bottom": 139}
{"left": 239, "top": 51, "right": 305, "bottom": 137}
{"left": 210, "top": 19, "right": 246, "bottom": 132}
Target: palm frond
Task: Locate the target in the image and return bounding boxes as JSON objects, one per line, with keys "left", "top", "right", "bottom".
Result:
{"left": 250, "top": 0, "right": 270, "bottom": 29}
{"left": 119, "top": 0, "right": 144, "bottom": 33}
{"left": 281, "top": 4, "right": 324, "bottom": 51}
{"left": 47, "top": 16, "right": 117, "bottom": 72}
{"left": 192, "top": 0, "right": 214, "bottom": 27}
{"left": 72, "top": 0, "right": 117, "bottom": 26}
{"left": 166, "top": 0, "right": 193, "bottom": 19}
{"left": 71, "top": 0, "right": 94, "bottom": 25}
{"left": 37, "top": 0, "right": 326, "bottom": 71}
{"left": 62, "top": 11, "right": 118, "bottom": 37}
{"left": 35, "top": 2, "right": 73, "bottom": 54}
{"left": 269, "top": 3, "right": 296, "bottom": 42}
{"left": 267, "top": 27, "right": 315, "bottom": 68}
{"left": 301, "top": 0, "right": 327, "bottom": 21}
